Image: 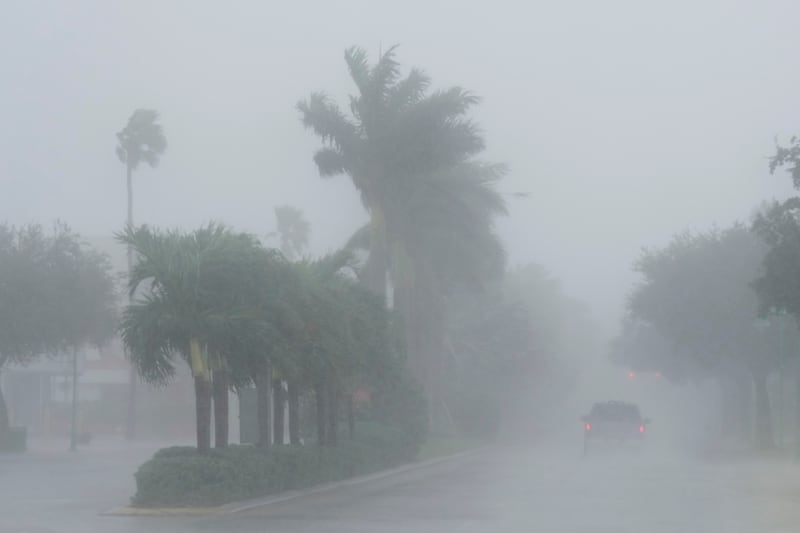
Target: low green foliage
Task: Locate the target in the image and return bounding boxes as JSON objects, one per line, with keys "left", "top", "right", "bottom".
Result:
{"left": 133, "top": 424, "right": 418, "bottom": 507}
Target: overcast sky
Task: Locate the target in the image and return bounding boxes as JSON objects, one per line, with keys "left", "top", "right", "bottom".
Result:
{"left": 2, "top": 0, "right": 800, "bottom": 336}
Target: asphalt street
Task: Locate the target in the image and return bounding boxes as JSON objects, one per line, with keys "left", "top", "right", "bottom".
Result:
{"left": 3, "top": 438, "right": 800, "bottom": 533}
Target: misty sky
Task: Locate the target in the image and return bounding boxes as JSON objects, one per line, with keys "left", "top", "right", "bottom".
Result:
{"left": 2, "top": 1, "right": 800, "bottom": 336}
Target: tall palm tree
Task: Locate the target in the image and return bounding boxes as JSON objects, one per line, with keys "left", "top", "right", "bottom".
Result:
{"left": 116, "top": 109, "right": 167, "bottom": 439}
{"left": 298, "top": 47, "right": 507, "bottom": 419}
{"left": 298, "top": 46, "right": 487, "bottom": 296}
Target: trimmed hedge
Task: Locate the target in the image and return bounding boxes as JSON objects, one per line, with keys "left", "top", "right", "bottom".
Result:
{"left": 133, "top": 424, "right": 418, "bottom": 507}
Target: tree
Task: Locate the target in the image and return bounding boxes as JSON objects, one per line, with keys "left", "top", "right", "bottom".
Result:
{"left": 769, "top": 136, "right": 800, "bottom": 189}
{"left": 116, "top": 109, "right": 167, "bottom": 439}
{"left": 298, "top": 46, "right": 507, "bottom": 421}
{"left": 446, "top": 263, "right": 593, "bottom": 439}
{"left": 752, "top": 198, "right": 800, "bottom": 447}
{"left": 271, "top": 205, "right": 310, "bottom": 261}
{"left": 0, "top": 223, "right": 116, "bottom": 445}
{"left": 118, "top": 224, "right": 260, "bottom": 452}
{"left": 627, "top": 225, "right": 778, "bottom": 449}
{"left": 267, "top": 205, "right": 310, "bottom": 443}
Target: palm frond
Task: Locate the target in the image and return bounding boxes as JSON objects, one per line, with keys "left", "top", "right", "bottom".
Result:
{"left": 345, "top": 223, "right": 371, "bottom": 253}
{"left": 297, "top": 93, "right": 359, "bottom": 154}
{"left": 370, "top": 44, "right": 401, "bottom": 97}
{"left": 313, "top": 147, "right": 348, "bottom": 177}
{"left": 345, "top": 46, "right": 371, "bottom": 96}
{"left": 388, "top": 68, "right": 431, "bottom": 111}
{"left": 116, "top": 109, "right": 167, "bottom": 170}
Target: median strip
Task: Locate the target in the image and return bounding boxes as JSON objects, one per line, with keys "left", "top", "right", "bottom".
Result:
{"left": 102, "top": 447, "right": 483, "bottom": 517}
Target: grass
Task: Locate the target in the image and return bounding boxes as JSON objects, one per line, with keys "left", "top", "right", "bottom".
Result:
{"left": 417, "top": 434, "right": 480, "bottom": 462}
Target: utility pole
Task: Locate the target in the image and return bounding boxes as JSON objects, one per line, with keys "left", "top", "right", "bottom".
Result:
{"left": 69, "top": 347, "right": 79, "bottom": 452}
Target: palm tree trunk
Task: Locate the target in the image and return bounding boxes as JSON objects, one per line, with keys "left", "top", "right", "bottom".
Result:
{"left": 194, "top": 376, "right": 212, "bottom": 452}
{"left": 327, "top": 381, "right": 338, "bottom": 446}
{"left": 125, "top": 163, "right": 138, "bottom": 441}
{"left": 314, "top": 381, "right": 326, "bottom": 446}
{"left": 364, "top": 212, "right": 389, "bottom": 301}
{"left": 288, "top": 381, "right": 300, "bottom": 445}
{"left": 0, "top": 368, "right": 9, "bottom": 446}
{"left": 273, "top": 379, "right": 285, "bottom": 445}
{"left": 753, "top": 369, "right": 774, "bottom": 450}
{"left": 256, "top": 368, "right": 271, "bottom": 447}
{"left": 347, "top": 392, "right": 355, "bottom": 440}
{"left": 212, "top": 369, "right": 229, "bottom": 448}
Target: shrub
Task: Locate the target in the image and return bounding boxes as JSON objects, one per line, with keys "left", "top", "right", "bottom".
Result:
{"left": 132, "top": 424, "right": 416, "bottom": 507}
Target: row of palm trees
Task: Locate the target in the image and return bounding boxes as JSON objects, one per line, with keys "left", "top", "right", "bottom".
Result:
{"left": 116, "top": 45, "right": 509, "bottom": 439}
{"left": 118, "top": 223, "right": 398, "bottom": 451}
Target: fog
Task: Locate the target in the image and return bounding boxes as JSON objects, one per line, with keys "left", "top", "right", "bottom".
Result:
{"left": 4, "top": 1, "right": 800, "bottom": 333}
{"left": 4, "top": 1, "right": 800, "bottom": 532}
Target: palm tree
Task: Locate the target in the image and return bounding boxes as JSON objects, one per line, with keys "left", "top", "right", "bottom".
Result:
{"left": 298, "top": 46, "right": 487, "bottom": 296}
{"left": 268, "top": 205, "right": 310, "bottom": 442}
{"left": 298, "top": 47, "right": 507, "bottom": 420}
{"left": 116, "top": 109, "right": 167, "bottom": 439}
{"left": 118, "top": 224, "right": 256, "bottom": 452}
{"left": 272, "top": 205, "right": 311, "bottom": 261}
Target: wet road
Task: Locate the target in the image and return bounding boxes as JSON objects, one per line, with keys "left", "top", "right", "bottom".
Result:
{"left": 3, "top": 440, "right": 800, "bottom": 533}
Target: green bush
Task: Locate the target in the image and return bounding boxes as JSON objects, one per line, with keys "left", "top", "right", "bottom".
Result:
{"left": 133, "top": 424, "right": 416, "bottom": 508}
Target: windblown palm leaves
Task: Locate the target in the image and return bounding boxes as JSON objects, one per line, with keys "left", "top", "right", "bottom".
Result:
{"left": 298, "top": 46, "right": 508, "bottom": 415}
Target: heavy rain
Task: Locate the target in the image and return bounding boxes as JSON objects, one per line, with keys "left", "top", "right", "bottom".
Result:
{"left": 2, "top": 2, "right": 800, "bottom": 532}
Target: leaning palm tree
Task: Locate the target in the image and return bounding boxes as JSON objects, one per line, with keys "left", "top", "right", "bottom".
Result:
{"left": 116, "top": 109, "right": 167, "bottom": 439}
{"left": 298, "top": 47, "right": 507, "bottom": 421}
{"left": 118, "top": 223, "right": 257, "bottom": 451}
{"left": 298, "top": 46, "right": 488, "bottom": 297}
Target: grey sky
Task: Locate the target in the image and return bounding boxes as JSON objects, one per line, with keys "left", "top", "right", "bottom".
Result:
{"left": 2, "top": 0, "right": 799, "bottom": 336}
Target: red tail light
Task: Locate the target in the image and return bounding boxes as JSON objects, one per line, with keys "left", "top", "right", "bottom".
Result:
{"left": 585, "top": 423, "right": 591, "bottom": 431}
{"left": 639, "top": 425, "right": 645, "bottom": 433}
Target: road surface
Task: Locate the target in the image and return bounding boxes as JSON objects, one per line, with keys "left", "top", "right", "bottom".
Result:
{"left": 2, "top": 439, "right": 800, "bottom": 532}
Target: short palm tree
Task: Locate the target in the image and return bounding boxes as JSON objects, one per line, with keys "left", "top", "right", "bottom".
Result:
{"left": 118, "top": 224, "right": 257, "bottom": 451}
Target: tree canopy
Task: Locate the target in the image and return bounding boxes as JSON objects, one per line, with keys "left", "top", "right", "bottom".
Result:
{"left": 0, "top": 223, "right": 116, "bottom": 438}
{"left": 298, "top": 46, "right": 507, "bottom": 424}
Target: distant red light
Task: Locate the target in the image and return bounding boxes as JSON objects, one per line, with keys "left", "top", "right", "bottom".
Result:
{"left": 639, "top": 425, "right": 645, "bottom": 433}
{"left": 655, "top": 371, "right": 661, "bottom": 378}
{"left": 585, "top": 423, "right": 591, "bottom": 432}
{"left": 628, "top": 371, "right": 636, "bottom": 378}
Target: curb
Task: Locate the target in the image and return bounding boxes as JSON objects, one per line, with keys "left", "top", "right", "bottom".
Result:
{"left": 102, "top": 447, "right": 484, "bottom": 518}
{"left": 101, "top": 506, "right": 225, "bottom": 517}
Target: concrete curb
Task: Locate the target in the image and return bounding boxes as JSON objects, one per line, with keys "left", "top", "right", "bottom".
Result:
{"left": 102, "top": 447, "right": 484, "bottom": 518}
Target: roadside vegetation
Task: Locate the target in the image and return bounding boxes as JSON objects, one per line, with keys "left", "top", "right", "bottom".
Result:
{"left": 611, "top": 138, "right": 800, "bottom": 453}
{"left": 0, "top": 46, "right": 591, "bottom": 506}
